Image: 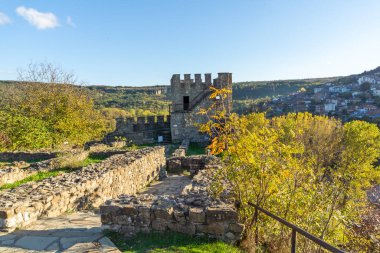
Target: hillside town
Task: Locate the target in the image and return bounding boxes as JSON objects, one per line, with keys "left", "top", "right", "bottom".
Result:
{"left": 260, "top": 74, "right": 380, "bottom": 123}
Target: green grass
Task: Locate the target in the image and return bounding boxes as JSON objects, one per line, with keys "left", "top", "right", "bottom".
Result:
{"left": 0, "top": 167, "right": 76, "bottom": 190}
{"left": 186, "top": 142, "right": 206, "bottom": 156}
{"left": 105, "top": 231, "right": 244, "bottom": 253}
{"left": 0, "top": 155, "right": 106, "bottom": 191}
{"left": 80, "top": 155, "right": 106, "bottom": 167}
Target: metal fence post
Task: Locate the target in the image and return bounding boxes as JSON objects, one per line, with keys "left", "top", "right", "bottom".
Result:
{"left": 291, "top": 228, "right": 296, "bottom": 253}
{"left": 254, "top": 206, "right": 259, "bottom": 245}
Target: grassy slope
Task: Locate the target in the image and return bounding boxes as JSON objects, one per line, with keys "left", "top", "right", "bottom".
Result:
{"left": 106, "top": 231, "right": 243, "bottom": 253}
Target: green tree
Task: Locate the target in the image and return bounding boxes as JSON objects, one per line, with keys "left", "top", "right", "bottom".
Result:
{"left": 0, "top": 62, "right": 110, "bottom": 150}
{"left": 200, "top": 88, "right": 380, "bottom": 252}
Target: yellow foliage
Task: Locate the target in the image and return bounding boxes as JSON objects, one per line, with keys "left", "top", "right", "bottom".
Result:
{"left": 199, "top": 87, "right": 380, "bottom": 252}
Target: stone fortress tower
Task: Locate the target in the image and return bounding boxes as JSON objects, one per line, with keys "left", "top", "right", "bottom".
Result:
{"left": 105, "top": 73, "right": 232, "bottom": 145}
{"left": 170, "top": 73, "right": 232, "bottom": 143}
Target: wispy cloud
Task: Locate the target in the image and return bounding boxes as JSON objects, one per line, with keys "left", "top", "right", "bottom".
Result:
{"left": 0, "top": 12, "right": 11, "bottom": 25}
{"left": 16, "top": 6, "right": 59, "bottom": 30}
{"left": 66, "top": 16, "right": 76, "bottom": 27}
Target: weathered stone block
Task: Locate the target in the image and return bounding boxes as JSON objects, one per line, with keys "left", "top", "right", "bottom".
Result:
{"left": 189, "top": 207, "right": 205, "bottom": 223}
{"left": 173, "top": 210, "right": 187, "bottom": 224}
{"left": 152, "top": 205, "right": 173, "bottom": 220}
{"left": 120, "top": 225, "right": 139, "bottom": 237}
{"left": 100, "top": 214, "right": 112, "bottom": 224}
{"left": 196, "top": 222, "right": 225, "bottom": 235}
{"left": 206, "top": 207, "right": 238, "bottom": 223}
{"left": 100, "top": 205, "right": 122, "bottom": 216}
{"left": 151, "top": 218, "right": 168, "bottom": 231}
{"left": 167, "top": 222, "right": 196, "bottom": 235}
{"left": 225, "top": 232, "right": 235, "bottom": 240}
{"left": 113, "top": 215, "right": 133, "bottom": 225}
{"left": 138, "top": 206, "right": 151, "bottom": 219}
{"left": 121, "top": 205, "right": 138, "bottom": 216}
{"left": 228, "top": 223, "right": 244, "bottom": 233}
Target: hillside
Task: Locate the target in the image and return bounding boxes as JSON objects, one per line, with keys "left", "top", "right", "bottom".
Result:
{"left": 232, "top": 77, "right": 340, "bottom": 100}
{"left": 1, "top": 66, "right": 379, "bottom": 116}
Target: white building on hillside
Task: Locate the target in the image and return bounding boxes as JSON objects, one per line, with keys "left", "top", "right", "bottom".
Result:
{"left": 358, "top": 76, "right": 379, "bottom": 85}
{"left": 324, "top": 103, "right": 336, "bottom": 112}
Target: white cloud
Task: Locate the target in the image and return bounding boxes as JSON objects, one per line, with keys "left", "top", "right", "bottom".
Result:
{"left": 0, "top": 12, "right": 11, "bottom": 25}
{"left": 16, "top": 6, "right": 59, "bottom": 29}
{"left": 66, "top": 16, "right": 76, "bottom": 27}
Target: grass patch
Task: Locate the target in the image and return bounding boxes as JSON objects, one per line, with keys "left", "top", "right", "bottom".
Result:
{"left": 0, "top": 154, "right": 106, "bottom": 191}
{"left": 105, "top": 231, "right": 243, "bottom": 253}
{"left": 0, "top": 167, "right": 76, "bottom": 190}
{"left": 80, "top": 155, "right": 106, "bottom": 167}
{"left": 127, "top": 143, "right": 160, "bottom": 150}
{"left": 186, "top": 142, "right": 206, "bottom": 156}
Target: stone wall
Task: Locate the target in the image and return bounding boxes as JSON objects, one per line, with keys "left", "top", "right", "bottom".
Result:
{"left": 100, "top": 165, "right": 244, "bottom": 243}
{"left": 105, "top": 115, "right": 171, "bottom": 145}
{"left": 0, "top": 147, "right": 166, "bottom": 231}
{"left": 0, "top": 152, "right": 58, "bottom": 162}
{"left": 0, "top": 151, "right": 89, "bottom": 187}
{"left": 166, "top": 155, "right": 220, "bottom": 175}
{"left": 171, "top": 139, "right": 189, "bottom": 157}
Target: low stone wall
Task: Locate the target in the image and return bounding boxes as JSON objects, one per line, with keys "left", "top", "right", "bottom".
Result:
{"left": 100, "top": 169, "right": 244, "bottom": 243}
{"left": 166, "top": 155, "right": 220, "bottom": 175}
{"left": 0, "top": 152, "right": 58, "bottom": 162}
{"left": 0, "top": 147, "right": 165, "bottom": 231}
{"left": 171, "top": 139, "right": 190, "bottom": 157}
{"left": 0, "top": 151, "right": 89, "bottom": 187}
{"left": 89, "top": 150, "right": 130, "bottom": 159}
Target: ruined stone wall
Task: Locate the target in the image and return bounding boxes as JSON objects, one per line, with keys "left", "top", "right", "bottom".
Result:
{"left": 0, "top": 151, "right": 89, "bottom": 187}
{"left": 0, "top": 152, "right": 58, "bottom": 162}
{"left": 100, "top": 169, "right": 244, "bottom": 243}
{"left": 0, "top": 147, "right": 166, "bottom": 231}
{"left": 106, "top": 115, "right": 171, "bottom": 144}
{"left": 171, "top": 139, "right": 189, "bottom": 157}
{"left": 166, "top": 155, "right": 220, "bottom": 175}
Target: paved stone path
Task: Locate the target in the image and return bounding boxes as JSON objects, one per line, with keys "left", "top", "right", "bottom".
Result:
{"left": 0, "top": 174, "right": 190, "bottom": 253}
{"left": 0, "top": 212, "right": 120, "bottom": 253}
{"left": 140, "top": 174, "right": 192, "bottom": 196}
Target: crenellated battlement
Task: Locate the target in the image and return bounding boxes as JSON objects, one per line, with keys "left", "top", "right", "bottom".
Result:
{"left": 115, "top": 115, "right": 171, "bottom": 131}
{"left": 171, "top": 73, "right": 212, "bottom": 87}
{"left": 171, "top": 73, "right": 232, "bottom": 90}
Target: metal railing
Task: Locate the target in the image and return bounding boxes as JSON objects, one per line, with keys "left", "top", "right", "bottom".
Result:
{"left": 247, "top": 202, "right": 346, "bottom": 253}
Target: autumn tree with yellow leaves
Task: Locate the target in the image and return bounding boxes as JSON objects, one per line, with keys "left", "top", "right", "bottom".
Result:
{"left": 199, "top": 87, "right": 380, "bottom": 252}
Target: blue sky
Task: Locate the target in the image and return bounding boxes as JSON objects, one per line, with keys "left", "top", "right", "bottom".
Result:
{"left": 1, "top": 0, "right": 380, "bottom": 86}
